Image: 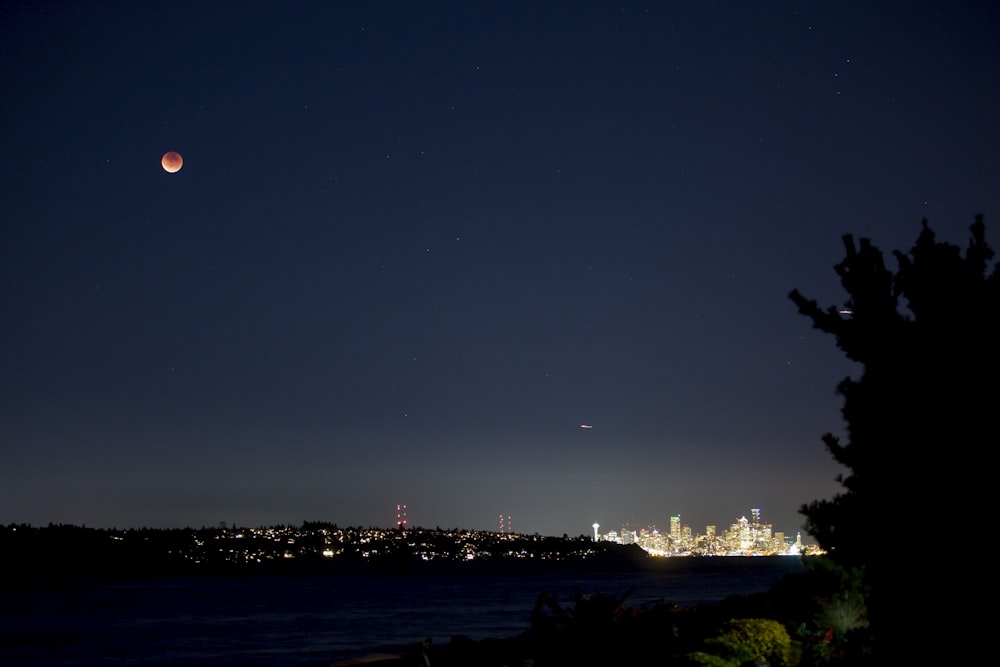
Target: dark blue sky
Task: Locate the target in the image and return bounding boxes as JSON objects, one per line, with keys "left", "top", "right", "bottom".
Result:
{"left": 3, "top": 1, "right": 998, "bottom": 538}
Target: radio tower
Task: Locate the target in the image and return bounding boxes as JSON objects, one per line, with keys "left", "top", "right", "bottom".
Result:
{"left": 396, "top": 503, "right": 408, "bottom": 531}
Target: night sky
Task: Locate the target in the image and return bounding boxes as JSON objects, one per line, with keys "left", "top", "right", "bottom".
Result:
{"left": 3, "top": 2, "right": 998, "bottom": 539}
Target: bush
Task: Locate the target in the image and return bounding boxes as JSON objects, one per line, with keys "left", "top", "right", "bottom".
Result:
{"left": 706, "top": 618, "right": 793, "bottom": 667}
{"left": 682, "top": 648, "right": 747, "bottom": 667}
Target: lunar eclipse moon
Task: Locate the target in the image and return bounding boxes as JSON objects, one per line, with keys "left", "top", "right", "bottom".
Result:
{"left": 161, "top": 151, "right": 183, "bottom": 173}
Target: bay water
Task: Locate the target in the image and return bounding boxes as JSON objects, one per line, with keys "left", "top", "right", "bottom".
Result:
{"left": 1, "top": 556, "right": 805, "bottom": 666}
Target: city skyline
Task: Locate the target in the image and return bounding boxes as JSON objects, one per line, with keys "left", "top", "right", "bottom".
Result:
{"left": 592, "top": 507, "right": 819, "bottom": 555}
{"left": 392, "top": 503, "right": 815, "bottom": 543}
{"left": 10, "top": 502, "right": 813, "bottom": 547}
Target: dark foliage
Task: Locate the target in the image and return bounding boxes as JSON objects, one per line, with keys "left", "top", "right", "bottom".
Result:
{"left": 789, "top": 214, "right": 1000, "bottom": 660}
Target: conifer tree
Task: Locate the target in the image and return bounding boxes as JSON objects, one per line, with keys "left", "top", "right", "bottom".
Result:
{"left": 789, "top": 215, "right": 999, "bottom": 644}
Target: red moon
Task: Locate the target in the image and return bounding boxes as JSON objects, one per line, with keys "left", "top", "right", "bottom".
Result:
{"left": 161, "top": 151, "right": 183, "bottom": 173}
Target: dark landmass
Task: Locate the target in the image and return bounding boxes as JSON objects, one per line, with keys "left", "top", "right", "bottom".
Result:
{"left": 0, "top": 523, "right": 651, "bottom": 585}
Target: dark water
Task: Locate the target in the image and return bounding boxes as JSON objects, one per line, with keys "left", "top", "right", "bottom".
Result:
{"left": 1, "top": 556, "right": 805, "bottom": 666}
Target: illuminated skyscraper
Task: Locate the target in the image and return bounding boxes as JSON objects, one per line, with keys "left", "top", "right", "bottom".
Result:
{"left": 396, "top": 504, "right": 407, "bottom": 530}
{"left": 593, "top": 522, "right": 600, "bottom": 541}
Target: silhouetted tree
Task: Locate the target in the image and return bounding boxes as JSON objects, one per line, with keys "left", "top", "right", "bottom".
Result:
{"left": 789, "top": 215, "right": 999, "bottom": 653}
